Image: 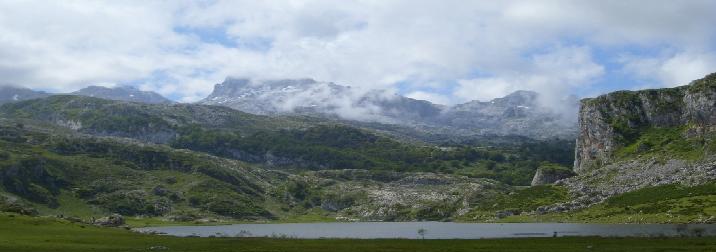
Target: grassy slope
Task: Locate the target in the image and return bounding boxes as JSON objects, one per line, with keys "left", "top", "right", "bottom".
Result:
{"left": 2, "top": 214, "right": 716, "bottom": 252}
{"left": 501, "top": 183, "right": 716, "bottom": 224}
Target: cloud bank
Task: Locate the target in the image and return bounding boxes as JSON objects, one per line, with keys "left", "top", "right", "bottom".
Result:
{"left": 0, "top": 0, "right": 715, "bottom": 104}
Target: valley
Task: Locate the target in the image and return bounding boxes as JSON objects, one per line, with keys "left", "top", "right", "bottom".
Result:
{"left": 2, "top": 73, "right": 716, "bottom": 227}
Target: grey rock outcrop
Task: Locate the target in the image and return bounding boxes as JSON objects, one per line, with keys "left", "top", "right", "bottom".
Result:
{"left": 575, "top": 72, "right": 716, "bottom": 173}
{"left": 530, "top": 166, "right": 574, "bottom": 186}
{"left": 93, "top": 214, "right": 125, "bottom": 227}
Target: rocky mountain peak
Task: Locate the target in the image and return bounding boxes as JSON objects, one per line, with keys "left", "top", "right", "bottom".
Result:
{"left": 201, "top": 78, "right": 349, "bottom": 116}
{"left": 451, "top": 90, "right": 540, "bottom": 112}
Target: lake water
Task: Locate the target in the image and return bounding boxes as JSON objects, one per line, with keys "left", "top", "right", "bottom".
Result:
{"left": 136, "top": 222, "right": 716, "bottom": 239}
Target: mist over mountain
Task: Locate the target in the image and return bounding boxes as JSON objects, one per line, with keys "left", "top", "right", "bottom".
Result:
{"left": 198, "top": 78, "right": 443, "bottom": 123}
{"left": 199, "top": 78, "right": 578, "bottom": 139}
{"left": 1, "top": 77, "right": 578, "bottom": 139}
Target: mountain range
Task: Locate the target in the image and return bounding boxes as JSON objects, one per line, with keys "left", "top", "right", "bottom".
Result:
{"left": 2, "top": 78, "right": 578, "bottom": 140}
{"left": 72, "top": 85, "right": 173, "bottom": 104}
{"left": 0, "top": 85, "right": 171, "bottom": 105}
{"left": 0, "top": 86, "right": 50, "bottom": 104}
{"left": 199, "top": 78, "right": 578, "bottom": 139}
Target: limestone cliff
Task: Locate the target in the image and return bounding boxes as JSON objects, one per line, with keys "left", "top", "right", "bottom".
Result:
{"left": 531, "top": 165, "right": 574, "bottom": 186}
{"left": 574, "top": 72, "right": 716, "bottom": 173}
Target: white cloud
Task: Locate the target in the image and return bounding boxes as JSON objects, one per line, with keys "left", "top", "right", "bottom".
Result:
{"left": 621, "top": 51, "right": 716, "bottom": 88}
{"left": 405, "top": 91, "right": 451, "bottom": 105}
{"left": 0, "top": 0, "right": 714, "bottom": 103}
{"left": 455, "top": 78, "right": 514, "bottom": 103}
{"left": 454, "top": 46, "right": 604, "bottom": 104}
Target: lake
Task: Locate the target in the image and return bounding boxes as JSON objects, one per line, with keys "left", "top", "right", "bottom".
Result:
{"left": 136, "top": 222, "right": 716, "bottom": 239}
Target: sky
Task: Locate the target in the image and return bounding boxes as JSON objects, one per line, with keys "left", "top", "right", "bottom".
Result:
{"left": 0, "top": 0, "right": 715, "bottom": 104}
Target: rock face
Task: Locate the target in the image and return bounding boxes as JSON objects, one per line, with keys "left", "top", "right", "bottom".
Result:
{"left": 531, "top": 166, "right": 574, "bottom": 186}
{"left": 73, "top": 85, "right": 172, "bottom": 104}
{"left": 574, "top": 72, "right": 716, "bottom": 173}
{"left": 199, "top": 78, "right": 578, "bottom": 139}
{"left": 0, "top": 86, "right": 49, "bottom": 104}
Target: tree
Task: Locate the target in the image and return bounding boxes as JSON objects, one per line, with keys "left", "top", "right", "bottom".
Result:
{"left": 417, "top": 228, "right": 427, "bottom": 240}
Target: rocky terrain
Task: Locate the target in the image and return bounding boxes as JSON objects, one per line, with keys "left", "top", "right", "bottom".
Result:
{"left": 530, "top": 164, "right": 574, "bottom": 186}
{"left": 300, "top": 170, "right": 505, "bottom": 221}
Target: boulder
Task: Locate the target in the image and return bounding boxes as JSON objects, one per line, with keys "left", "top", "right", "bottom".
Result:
{"left": 93, "top": 214, "right": 125, "bottom": 227}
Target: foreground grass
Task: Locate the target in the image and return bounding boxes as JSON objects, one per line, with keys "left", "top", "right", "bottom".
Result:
{"left": 2, "top": 214, "right": 716, "bottom": 252}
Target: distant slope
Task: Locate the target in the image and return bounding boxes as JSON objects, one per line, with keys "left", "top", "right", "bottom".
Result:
{"left": 72, "top": 85, "right": 173, "bottom": 104}
{"left": 0, "top": 86, "right": 49, "bottom": 104}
